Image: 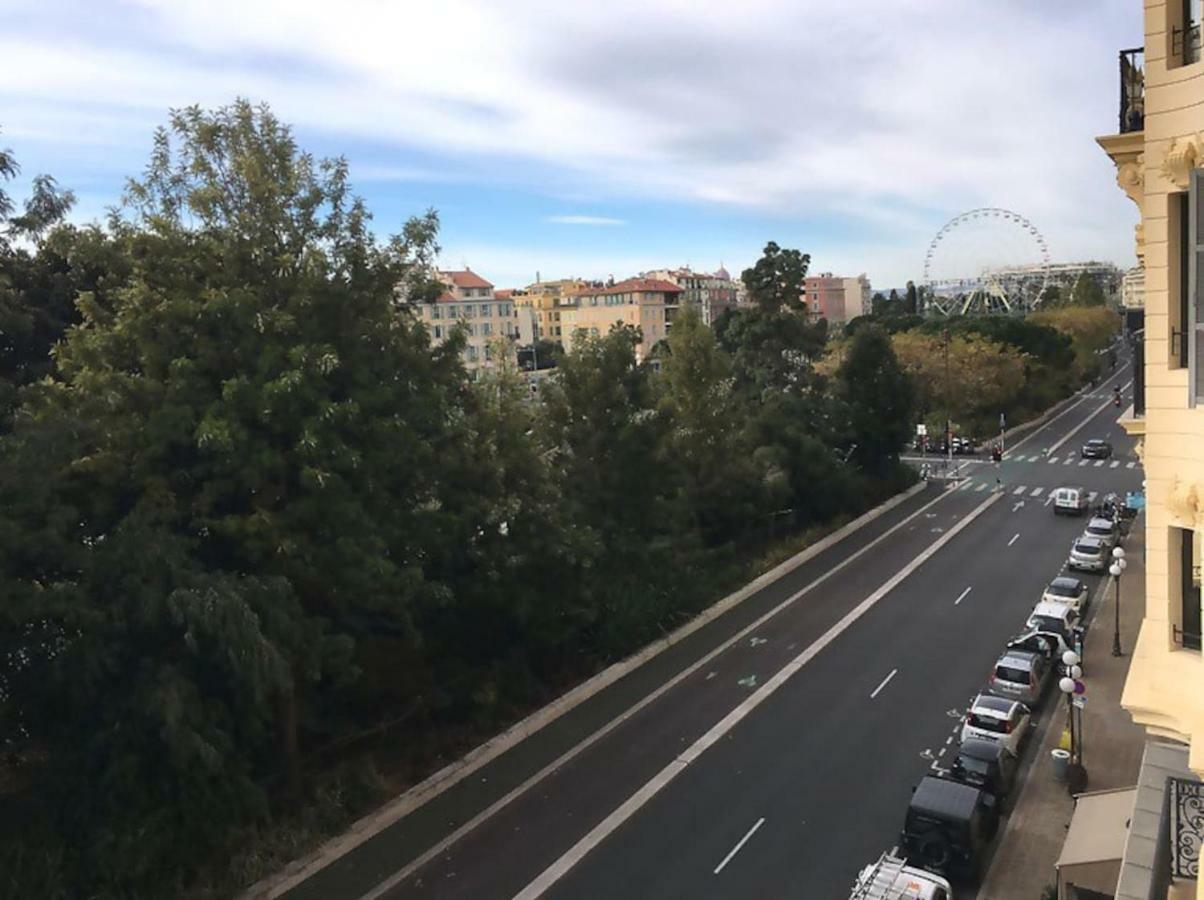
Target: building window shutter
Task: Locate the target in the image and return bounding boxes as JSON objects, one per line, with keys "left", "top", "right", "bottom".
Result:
{"left": 1192, "top": 169, "right": 1204, "bottom": 404}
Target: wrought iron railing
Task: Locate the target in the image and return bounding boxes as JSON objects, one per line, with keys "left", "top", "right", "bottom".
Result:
{"left": 1174, "top": 21, "right": 1202, "bottom": 65}
{"left": 1174, "top": 624, "right": 1202, "bottom": 651}
{"left": 1120, "top": 48, "right": 1145, "bottom": 133}
{"left": 1133, "top": 330, "right": 1145, "bottom": 416}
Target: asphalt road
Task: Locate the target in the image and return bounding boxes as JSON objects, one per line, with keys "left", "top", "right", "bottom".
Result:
{"left": 280, "top": 374, "right": 1142, "bottom": 900}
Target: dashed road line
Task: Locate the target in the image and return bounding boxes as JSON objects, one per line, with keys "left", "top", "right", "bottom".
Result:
{"left": 1030, "top": 487, "right": 1043, "bottom": 497}
{"left": 870, "top": 668, "right": 898, "bottom": 699}
{"left": 954, "top": 586, "right": 973, "bottom": 606}
{"left": 1008, "top": 533, "right": 1020, "bottom": 547}
{"left": 713, "top": 818, "right": 765, "bottom": 875}
{"left": 1013, "top": 486, "right": 1027, "bottom": 495}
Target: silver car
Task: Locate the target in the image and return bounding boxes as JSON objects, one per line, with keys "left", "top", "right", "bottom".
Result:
{"left": 986, "top": 649, "right": 1051, "bottom": 708}
{"left": 1084, "top": 517, "right": 1118, "bottom": 550}
{"left": 1068, "top": 535, "right": 1108, "bottom": 572}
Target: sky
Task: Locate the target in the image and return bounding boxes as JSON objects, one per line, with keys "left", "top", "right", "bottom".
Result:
{"left": 0, "top": 0, "right": 1143, "bottom": 290}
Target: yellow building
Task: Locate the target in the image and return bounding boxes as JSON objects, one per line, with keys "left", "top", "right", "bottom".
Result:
{"left": 516, "top": 278, "right": 593, "bottom": 344}
{"left": 1098, "top": 2, "right": 1204, "bottom": 894}
{"left": 558, "top": 278, "right": 681, "bottom": 362}
{"left": 411, "top": 269, "right": 521, "bottom": 375}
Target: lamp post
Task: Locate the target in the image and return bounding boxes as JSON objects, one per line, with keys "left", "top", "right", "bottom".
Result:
{"left": 1111, "top": 547, "right": 1127, "bottom": 657}
{"left": 1060, "top": 650, "right": 1085, "bottom": 780}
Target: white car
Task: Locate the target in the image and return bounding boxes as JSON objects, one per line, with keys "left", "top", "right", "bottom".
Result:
{"left": 1042, "top": 576, "right": 1090, "bottom": 613}
{"left": 960, "top": 694, "right": 1031, "bottom": 756}
{"left": 1084, "top": 517, "right": 1119, "bottom": 550}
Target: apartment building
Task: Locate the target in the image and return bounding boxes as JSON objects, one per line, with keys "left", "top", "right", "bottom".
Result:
{"left": 802, "top": 273, "right": 871, "bottom": 323}
{"left": 558, "top": 278, "right": 681, "bottom": 362}
{"left": 641, "top": 266, "right": 741, "bottom": 326}
{"left": 1097, "top": 0, "right": 1204, "bottom": 894}
{"left": 411, "top": 269, "right": 520, "bottom": 374}
{"left": 515, "top": 278, "right": 594, "bottom": 344}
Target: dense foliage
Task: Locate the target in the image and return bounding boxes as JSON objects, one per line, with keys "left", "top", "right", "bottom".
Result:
{"left": 0, "top": 104, "right": 916, "bottom": 897}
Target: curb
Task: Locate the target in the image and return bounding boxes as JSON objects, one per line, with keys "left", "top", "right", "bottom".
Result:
{"left": 244, "top": 481, "right": 929, "bottom": 899}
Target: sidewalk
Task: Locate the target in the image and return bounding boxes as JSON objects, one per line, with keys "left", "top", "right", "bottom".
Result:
{"left": 977, "top": 517, "right": 1148, "bottom": 900}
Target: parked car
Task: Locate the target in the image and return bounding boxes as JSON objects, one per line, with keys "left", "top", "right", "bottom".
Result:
{"left": 1042, "top": 575, "right": 1090, "bottom": 613}
{"left": 899, "top": 775, "right": 999, "bottom": 880}
{"left": 960, "top": 694, "right": 1031, "bottom": 755}
{"left": 1068, "top": 535, "right": 1109, "bottom": 572}
{"left": 1080, "top": 439, "right": 1113, "bottom": 459}
{"left": 985, "top": 648, "right": 1052, "bottom": 708}
{"left": 1052, "top": 486, "right": 1089, "bottom": 516}
{"left": 948, "top": 739, "right": 1019, "bottom": 805}
{"left": 852, "top": 851, "right": 955, "bottom": 900}
{"left": 1026, "top": 600, "right": 1082, "bottom": 644}
{"left": 1008, "top": 625, "right": 1085, "bottom": 674}
{"left": 1084, "top": 517, "right": 1119, "bottom": 550}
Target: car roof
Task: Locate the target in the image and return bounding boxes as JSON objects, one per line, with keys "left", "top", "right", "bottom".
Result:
{"left": 1031, "top": 601, "right": 1073, "bottom": 619}
{"left": 910, "top": 775, "right": 983, "bottom": 821}
{"left": 957, "top": 738, "right": 1005, "bottom": 762}
{"left": 971, "top": 693, "right": 1018, "bottom": 716}
{"left": 1049, "top": 576, "right": 1083, "bottom": 591}
{"left": 1075, "top": 536, "right": 1104, "bottom": 549}
{"left": 1086, "top": 438, "right": 1108, "bottom": 445}
{"left": 1056, "top": 485, "right": 1086, "bottom": 493}
{"left": 997, "top": 650, "right": 1038, "bottom": 669}
{"left": 1087, "top": 518, "right": 1116, "bottom": 529}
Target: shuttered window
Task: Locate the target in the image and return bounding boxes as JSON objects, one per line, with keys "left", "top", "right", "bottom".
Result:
{"left": 1192, "top": 169, "right": 1204, "bottom": 403}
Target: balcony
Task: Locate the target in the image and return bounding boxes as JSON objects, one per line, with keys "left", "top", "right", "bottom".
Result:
{"left": 1119, "top": 48, "right": 1145, "bottom": 134}
{"left": 1174, "top": 20, "right": 1202, "bottom": 66}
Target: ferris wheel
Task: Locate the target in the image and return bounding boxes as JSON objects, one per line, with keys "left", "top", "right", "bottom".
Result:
{"left": 923, "top": 208, "right": 1051, "bottom": 315}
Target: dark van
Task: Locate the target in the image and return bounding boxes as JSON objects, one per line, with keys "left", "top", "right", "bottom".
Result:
{"left": 900, "top": 775, "right": 999, "bottom": 879}
{"left": 949, "top": 739, "right": 1019, "bottom": 804}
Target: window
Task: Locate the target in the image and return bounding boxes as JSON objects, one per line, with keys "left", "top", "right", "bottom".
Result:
{"left": 481, "top": 322, "right": 492, "bottom": 336}
{"left": 480, "top": 304, "right": 491, "bottom": 317}
{"left": 464, "top": 305, "right": 476, "bottom": 318}
{"left": 433, "top": 325, "right": 444, "bottom": 340}
{"left": 1175, "top": 527, "right": 1203, "bottom": 650}
{"left": 431, "top": 305, "right": 442, "bottom": 320}
{"left": 1174, "top": 0, "right": 1202, "bottom": 65}
{"left": 466, "top": 323, "right": 477, "bottom": 337}
{"left": 1191, "top": 170, "right": 1204, "bottom": 403}
{"left": 447, "top": 306, "right": 459, "bottom": 319}
{"left": 466, "top": 345, "right": 479, "bottom": 361}
{"left": 484, "top": 344, "right": 493, "bottom": 361}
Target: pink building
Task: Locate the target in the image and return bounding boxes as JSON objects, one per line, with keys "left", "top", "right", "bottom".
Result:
{"left": 802, "top": 273, "right": 871, "bottom": 324}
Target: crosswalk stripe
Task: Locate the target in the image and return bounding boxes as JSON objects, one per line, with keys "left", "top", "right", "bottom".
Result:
{"left": 1031, "top": 487, "right": 1044, "bottom": 497}
{"left": 959, "top": 481, "right": 972, "bottom": 491}
{"left": 975, "top": 483, "right": 987, "bottom": 492}
{"left": 1110, "top": 461, "right": 1119, "bottom": 468}
{"left": 1127, "top": 462, "right": 1136, "bottom": 469}
{"left": 1094, "top": 460, "right": 1105, "bottom": 467}
{"left": 1064, "top": 458, "right": 1073, "bottom": 465}
{"left": 1013, "top": 486, "right": 1027, "bottom": 495}
{"left": 1088, "top": 491, "right": 1098, "bottom": 503}
{"left": 1079, "top": 460, "right": 1089, "bottom": 466}
{"left": 1048, "top": 457, "right": 1059, "bottom": 464}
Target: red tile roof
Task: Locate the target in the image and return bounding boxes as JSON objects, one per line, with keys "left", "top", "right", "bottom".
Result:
{"left": 576, "top": 278, "right": 684, "bottom": 298}
{"left": 494, "top": 289, "right": 514, "bottom": 299}
{"left": 441, "top": 269, "right": 494, "bottom": 289}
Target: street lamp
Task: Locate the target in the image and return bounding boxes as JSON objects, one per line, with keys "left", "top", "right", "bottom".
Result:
{"left": 1111, "top": 547, "right": 1127, "bottom": 657}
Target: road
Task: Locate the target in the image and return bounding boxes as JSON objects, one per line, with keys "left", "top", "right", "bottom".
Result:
{"left": 279, "top": 376, "right": 1141, "bottom": 900}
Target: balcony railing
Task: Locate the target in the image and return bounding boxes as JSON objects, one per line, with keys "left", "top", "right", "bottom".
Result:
{"left": 1173, "top": 21, "right": 1202, "bottom": 65}
{"left": 1120, "top": 48, "right": 1145, "bottom": 133}
{"left": 1132, "top": 329, "right": 1145, "bottom": 416}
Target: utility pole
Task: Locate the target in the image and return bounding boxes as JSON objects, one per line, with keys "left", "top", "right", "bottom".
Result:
{"left": 944, "top": 328, "right": 952, "bottom": 475}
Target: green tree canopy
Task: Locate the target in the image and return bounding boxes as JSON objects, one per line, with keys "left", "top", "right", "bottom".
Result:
{"left": 835, "top": 326, "right": 915, "bottom": 474}
{"left": 741, "top": 241, "right": 810, "bottom": 312}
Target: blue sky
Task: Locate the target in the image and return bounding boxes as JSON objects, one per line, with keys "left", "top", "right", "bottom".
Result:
{"left": 1, "top": 0, "right": 1143, "bottom": 289}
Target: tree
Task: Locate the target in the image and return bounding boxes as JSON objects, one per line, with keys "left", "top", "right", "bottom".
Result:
{"left": 1069, "top": 272, "right": 1108, "bottom": 307}
{"left": 905, "top": 280, "right": 919, "bottom": 315}
{"left": 741, "top": 241, "right": 810, "bottom": 313}
{"left": 656, "top": 304, "right": 763, "bottom": 545}
{"left": 835, "top": 326, "right": 914, "bottom": 475}
{"left": 870, "top": 291, "right": 886, "bottom": 315}
{"left": 714, "top": 305, "right": 827, "bottom": 396}
{"left": 0, "top": 100, "right": 472, "bottom": 892}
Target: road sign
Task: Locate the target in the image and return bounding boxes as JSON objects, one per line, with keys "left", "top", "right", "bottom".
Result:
{"left": 1074, "top": 680, "right": 1086, "bottom": 695}
{"left": 1000, "top": 413, "right": 1006, "bottom": 429}
{"left": 916, "top": 424, "right": 928, "bottom": 435}
{"left": 1073, "top": 696, "right": 1087, "bottom": 709}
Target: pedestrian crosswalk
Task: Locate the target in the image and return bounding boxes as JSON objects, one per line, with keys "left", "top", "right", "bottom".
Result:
{"left": 953, "top": 481, "right": 1107, "bottom": 506}
{"left": 996, "top": 452, "right": 1138, "bottom": 469}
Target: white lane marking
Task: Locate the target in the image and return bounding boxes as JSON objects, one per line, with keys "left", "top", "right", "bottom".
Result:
{"left": 1088, "top": 491, "right": 1098, "bottom": 503}
{"left": 713, "top": 817, "right": 765, "bottom": 875}
{"left": 954, "top": 586, "right": 972, "bottom": 606}
{"left": 1008, "top": 533, "right": 1020, "bottom": 547}
{"left": 1127, "top": 462, "right": 1136, "bottom": 469}
{"left": 1030, "top": 487, "right": 1044, "bottom": 497}
{"left": 975, "top": 483, "right": 987, "bottom": 492}
{"left": 1045, "top": 384, "right": 1132, "bottom": 456}
{"left": 355, "top": 488, "right": 960, "bottom": 900}
{"left": 512, "top": 493, "right": 1003, "bottom": 900}
{"left": 1064, "top": 458, "right": 1073, "bottom": 465}
{"left": 1044, "top": 495, "right": 1054, "bottom": 507}
{"left": 1094, "top": 460, "right": 1105, "bottom": 468}
{"left": 1048, "top": 457, "right": 1059, "bottom": 464}
{"left": 1078, "top": 459, "right": 1088, "bottom": 466}
{"left": 1013, "top": 486, "right": 1026, "bottom": 495}
{"left": 1110, "top": 461, "right": 1119, "bottom": 469}
{"left": 870, "top": 668, "right": 898, "bottom": 699}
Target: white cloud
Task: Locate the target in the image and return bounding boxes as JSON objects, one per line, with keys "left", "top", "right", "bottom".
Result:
{"left": 0, "top": 0, "right": 1144, "bottom": 284}
{"left": 547, "top": 215, "right": 626, "bottom": 226}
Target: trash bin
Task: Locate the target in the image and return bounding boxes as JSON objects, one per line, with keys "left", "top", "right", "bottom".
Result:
{"left": 1051, "top": 748, "right": 1070, "bottom": 782}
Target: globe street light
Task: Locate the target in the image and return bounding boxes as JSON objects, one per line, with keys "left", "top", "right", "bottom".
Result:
{"left": 1111, "top": 547, "right": 1127, "bottom": 657}
{"left": 1059, "top": 674, "right": 1078, "bottom": 765}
